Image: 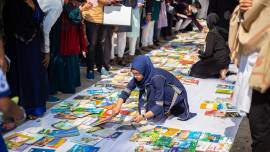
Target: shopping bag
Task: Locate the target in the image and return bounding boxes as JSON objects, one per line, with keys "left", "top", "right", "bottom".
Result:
{"left": 103, "top": 5, "right": 132, "bottom": 26}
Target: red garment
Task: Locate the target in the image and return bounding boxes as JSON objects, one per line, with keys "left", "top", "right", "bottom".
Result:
{"left": 60, "top": 14, "right": 87, "bottom": 56}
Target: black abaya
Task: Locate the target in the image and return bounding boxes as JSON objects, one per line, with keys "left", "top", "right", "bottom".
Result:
{"left": 190, "top": 30, "right": 230, "bottom": 79}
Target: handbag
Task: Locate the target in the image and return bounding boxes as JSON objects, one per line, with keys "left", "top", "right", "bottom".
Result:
{"left": 228, "top": 0, "right": 270, "bottom": 93}
{"left": 229, "top": 0, "right": 270, "bottom": 56}
{"left": 103, "top": 5, "right": 132, "bottom": 26}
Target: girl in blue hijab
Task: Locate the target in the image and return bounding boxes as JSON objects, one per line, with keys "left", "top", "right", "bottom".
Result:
{"left": 112, "top": 55, "right": 191, "bottom": 122}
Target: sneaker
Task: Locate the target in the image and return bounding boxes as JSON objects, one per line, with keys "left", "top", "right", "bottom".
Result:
{"left": 86, "top": 71, "right": 95, "bottom": 79}
{"left": 101, "top": 67, "right": 109, "bottom": 76}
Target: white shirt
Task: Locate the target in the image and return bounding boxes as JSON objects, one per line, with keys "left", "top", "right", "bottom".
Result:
{"left": 232, "top": 52, "right": 258, "bottom": 114}
{"left": 37, "top": 0, "right": 64, "bottom": 53}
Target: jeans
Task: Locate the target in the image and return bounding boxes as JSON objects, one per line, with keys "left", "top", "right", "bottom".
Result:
{"left": 85, "top": 21, "right": 106, "bottom": 72}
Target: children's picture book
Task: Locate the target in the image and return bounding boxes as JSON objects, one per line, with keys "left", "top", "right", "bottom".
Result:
{"left": 200, "top": 101, "right": 218, "bottom": 110}
{"left": 179, "top": 76, "right": 199, "bottom": 85}
{"left": 68, "top": 144, "right": 100, "bottom": 152}
{"left": 51, "top": 120, "right": 78, "bottom": 130}
{"left": 195, "top": 141, "right": 212, "bottom": 151}
{"left": 87, "top": 126, "right": 104, "bottom": 133}
{"left": 47, "top": 138, "right": 66, "bottom": 148}
{"left": 5, "top": 133, "right": 34, "bottom": 148}
{"left": 71, "top": 111, "right": 90, "bottom": 118}
{"left": 188, "top": 131, "right": 202, "bottom": 139}
{"left": 216, "top": 84, "right": 235, "bottom": 90}
{"left": 29, "top": 148, "right": 56, "bottom": 152}
{"left": 92, "top": 128, "right": 115, "bottom": 138}
{"left": 70, "top": 133, "right": 103, "bottom": 146}
{"left": 38, "top": 129, "right": 51, "bottom": 135}
{"left": 137, "top": 124, "right": 156, "bottom": 133}
{"left": 215, "top": 89, "right": 233, "bottom": 95}
{"left": 205, "top": 110, "right": 226, "bottom": 117}
{"left": 23, "top": 133, "right": 45, "bottom": 145}
{"left": 199, "top": 133, "right": 221, "bottom": 143}
{"left": 87, "top": 88, "right": 104, "bottom": 95}
{"left": 49, "top": 128, "right": 80, "bottom": 138}
{"left": 154, "top": 136, "right": 173, "bottom": 147}
{"left": 163, "top": 128, "right": 180, "bottom": 137}
{"left": 11, "top": 144, "right": 30, "bottom": 151}
{"left": 34, "top": 136, "right": 55, "bottom": 147}
{"left": 54, "top": 113, "right": 77, "bottom": 120}
{"left": 177, "top": 130, "right": 190, "bottom": 140}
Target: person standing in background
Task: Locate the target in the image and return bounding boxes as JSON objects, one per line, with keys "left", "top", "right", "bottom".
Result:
{"left": 154, "top": 0, "right": 168, "bottom": 46}
{"left": 0, "top": 1, "right": 26, "bottom": 150}
{"left": 37, "top": 0, "right": 65, "bottom": 102}
{"left": 103, "top": 25, "right": 114, "bottom": 72}
{"left": 37, "top": 0, "right": 65, "bottom": 68}
{"left": 50, "top": 0, "right": 88, "bottom": 94}
{"left": 126, "top": 0, "right": 143, "bottom": 63}
{"left": 111, "top": 0, "right": 140, "bottom": 66}
{"left": 208, "top": 0, "right": 238, "bottom": 32}
{"left": 197, "top": 0, "right": 208, "bottom": 19}
{"left": 4, "top": 0, "right": 49, "bottom": 119}
{"left": 82, "top": 0, "right": 113, "bottom": 79}
{"left": 161, "top": 0, "right": 174, "bottom": 40}
{"left": 0, "top": 0, "right": 8, "bottom": 74}
{"left": 141, "top": 0, "right": 160, "bottom": 51}
{"left": 230, "top": 0, "right": 270, "bottom": 151}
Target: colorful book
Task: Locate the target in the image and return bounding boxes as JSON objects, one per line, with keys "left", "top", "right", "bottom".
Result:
{"left": 70, "top": 133, "right": 103, "bottom": 146}
{"left": 49, "top": 128, "right": 80, "bottom": 138}
{"left": 68, "top": 144, "right": 100, "bottom": 152}
{"left": 51, "top": 120, "right": 78, "bottom": 130}
{"left": 29, "top": 148, "right": 56, "bottom": 152}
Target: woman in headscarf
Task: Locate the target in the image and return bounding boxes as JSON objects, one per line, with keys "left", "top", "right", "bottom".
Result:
{"left": 190, "top": 13, "right": 231, "bottom": 79}
{"left": 49, "top": 0, "right": 88, "bottom": 94}
{"left": 111, "top": 55, "right": 191, "bottom": 123}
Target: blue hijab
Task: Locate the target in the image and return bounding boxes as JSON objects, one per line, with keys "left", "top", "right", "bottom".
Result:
{"left": 131, "top": 55, "right": 155, "bottom": 90}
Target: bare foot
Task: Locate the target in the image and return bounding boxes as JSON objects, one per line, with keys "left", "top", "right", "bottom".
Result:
{"left": 220, "top": 69, "right": 228, "bottom": 80}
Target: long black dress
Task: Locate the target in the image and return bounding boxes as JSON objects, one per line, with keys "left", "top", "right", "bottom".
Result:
{"left": 189, "top": 29, "right": 230, "bottom": 79}
{"left": 4, "top": 0, "right": 49, "bottom": 116}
